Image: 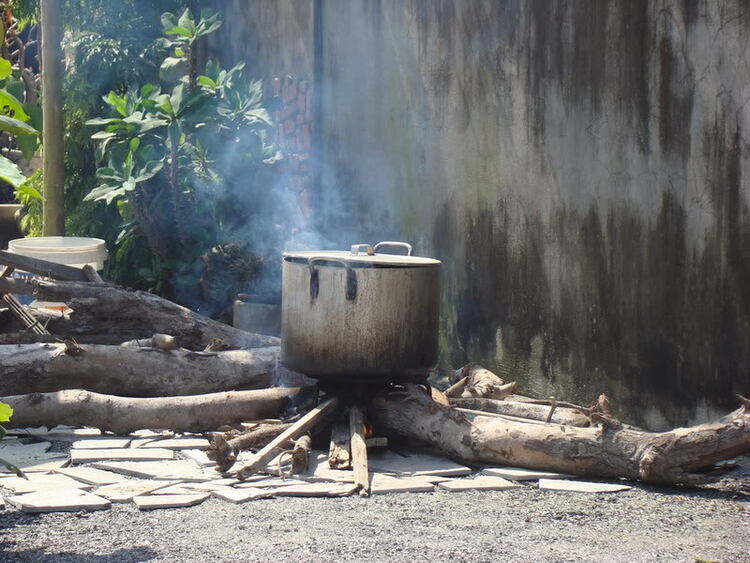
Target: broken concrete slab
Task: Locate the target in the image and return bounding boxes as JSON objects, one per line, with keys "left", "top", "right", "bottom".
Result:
{"left": 71, "top": 448, "right": 175, "bottom": 464}
{"left": 370, "top": 474, "right": 435, "bottom": 495}
{"left": 481, "top": 467, "right": 574, "bottom": 481}
{"left": 6, "top": 427, "right": 101, "bottom": 441}
{"left": 94, "top": 479, "right": 179, "bottom": 502}
{"left": 367, "top": 450, "right": 472, "bottom": 477}
{"left": 91, "top": 460, "right": 220, "bottom": 482}
{"left": 180, "top": 449, "right": 214, "bottom": 467}
{"left": 133, "top": 493, "right": 209, "bottom": 510}
{"left": 12, "top": 457, "right": 69, "bottom": 473}
{"left": 71, "top": 438, "right": 132, "bottom": 449}
{"left": 538, "top": 478, "right": 632, "bottom": 493}
{"left": 142, "top": 438, "right": 210, "bottom": 450}
{"left": 149, "top": 484, "right": 204, "bottom": 495}
{"left": 271, "top": 482, "right": 358, "bottom": 497}
{"left": 235, "top": 477, "right": 309, "bottom": 489}
{"left": 0, "top": 441, "right": 58, "bottom": 472}
{"left": 0, "top": 473, "right": 93, "bottom": 494}
{"left": 211, "top": 487, "right": 274, "bottom": 504}
{"left": 55, "top": 467, "right": 128, "bottom": 486}
{"left": 7, "top": 490, "right": 110, "bottom": 513}
{"left": 437, "top": 475, "right": 521, "bottom": 492}
{"left": 179, "top": 479, "right": 240, "bottom": 491}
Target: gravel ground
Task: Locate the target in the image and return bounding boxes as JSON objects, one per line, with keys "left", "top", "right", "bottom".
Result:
{"left": 0, "top": 455, "right": 748, "bottom": 562}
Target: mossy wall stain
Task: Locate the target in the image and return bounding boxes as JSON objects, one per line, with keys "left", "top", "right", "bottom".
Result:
{"left": 218, "top": 0, "right": 749, "bottom": 429}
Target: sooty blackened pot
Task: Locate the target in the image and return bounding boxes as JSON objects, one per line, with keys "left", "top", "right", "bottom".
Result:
{"left": 281, "top": 242, "right": 441, "bottom": 380}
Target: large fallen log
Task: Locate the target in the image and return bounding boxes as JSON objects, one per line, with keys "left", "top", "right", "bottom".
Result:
{"left": 449, "top": 398, "right": 591, "bottom": 427}
{"left": 2, "top": 388, "right": 303, "bottom": 434}
{"left": 369, "top": 385, "right": 750, "bottom": 484}
{"left": 0, "top": 343, "right": 280, "bottom": 396}
{"left": 0, "top": 277, "right": 279, "bottom": 350}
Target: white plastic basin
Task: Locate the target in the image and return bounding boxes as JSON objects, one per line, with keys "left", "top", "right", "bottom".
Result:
{"left": 8, "top": 236, "right": 108, "bottom": 270}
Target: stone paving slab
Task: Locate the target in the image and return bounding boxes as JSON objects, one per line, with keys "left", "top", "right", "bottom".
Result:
{"left": 94, "top": 479, "right": 179, "bottom": 502}
{"left": 142, "top": 438, "right": 210, "bottom": 450}
{"left": 235, "top": 477, "right": 310, "bottom": 489}
{"left": 0, "top": 473, "right": 93, "bottom": 494}
{"left": 6, "top": 427, "right": 101, "bottom": 441}
{"left": 180, "top": 449, "right": 214, "bottom": 467}
{"left": 0, "top": 441, "right": 60, "bottom": 472}
{"left": 91, "top": 460, "right": 220, "bottom": 482}
{"left": 133, "top": 493, "right": 209, "bottom": 510}
{"left": 211, "top": 487, "right": 275, "bottom": 504}
{"left": 370, "top": 474, "right": 435, "bottom": 495}
{"left": 7, "top": 490, "right": 111, "bottom": 513}
{"left": 11, "top": 457, "right": 69, "bottom": 473}
{"left": 179, "top": 479, "right": 240, "bottom": 491}
{"left": 270, "top": 482, "right": 358, "bottom": 497}
{"left": 437, "top": 475, "right": 521, "bottom": 492}
{"left": 368, "top": 450, "right": 472, "bottom": 477}
{"left": 71, "top": 438, "right": 133, "bottom": 450}
{"left": 481, "top": 467, "right": 574, "bottom": 481}
{"left": 538, "top": 478, "right": 632, "bottom": 493}
{"left": 71, "top": 448, "right": 175, "bottom": 464}
{"left": 55, "top": 467, "right": 129, "bottom": 486}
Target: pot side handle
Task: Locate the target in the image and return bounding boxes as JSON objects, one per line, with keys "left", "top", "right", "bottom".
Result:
{"left": 307, "top": 256, "right": 357, "bottom": 301}
{"left": 373, "top": 241, "right": 413, "bottom": 256}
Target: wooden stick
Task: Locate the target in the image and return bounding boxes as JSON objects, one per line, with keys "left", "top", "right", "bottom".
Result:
{"left": 349, "top": 405, "right": 370, "bottom": 497}
{"left": 236, "top": 396, "right": 339, "bottom": 479}
{"left": 0, "top": 249, "right": 88, "bottom": 281}
{"left": 291, "top": 434, "right": 312, "bottom": 474}
{"left": 81, "top": 264, "right": 104, "bottom": 283}
{"left": 328, "top": 414, "right": 352, "bottom": 469}
{"left": 207, "top": 422, "right": 293, "bottom": 472}
{"left": 443, "top": 376, "right": 468, "bottom": 398}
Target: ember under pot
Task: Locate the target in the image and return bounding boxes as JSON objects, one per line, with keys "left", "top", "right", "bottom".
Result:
{"left": 281, "top": 242, "right": 441, "bottom": 380}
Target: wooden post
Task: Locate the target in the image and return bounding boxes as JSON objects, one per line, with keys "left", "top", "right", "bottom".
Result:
{"left": 349, "top": 405, "right": 370, "bottom": 497}
{"left": 41, "top": 0, "right": 65, "bottom": 236}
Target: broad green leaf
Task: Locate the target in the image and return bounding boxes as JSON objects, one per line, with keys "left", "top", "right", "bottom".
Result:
{"left": 0, "top": 115, "right": 38, "bottom": 136}
{"left": 23, "top": 102, "right": 42, "bottom": 132}
{"left": 197, "top": 75, "right": 216, "bottom": 88}
{"left": 0, "top": 154, "right": 26, "bottom": 187}
{"left": 0, "top": 58, "right": 11, "bottom": 80}
{"left": 0, "top": 90, "right": 29, "bottom": 121}
{"left": 167, "top": 120, "right": 181, "bottom": 148}
{"left": 160, "top": 12, "right": 179, "bottom": 32}
{"left": 86, "top": 117, "right": 124, "bottom": 126}
{"left": 129, "top": 137, "right": 140, "bottom": 153}
{"left": 0, "top": 402, "right": 13, "bottom": 422}
{"left": 104, "top": 92, "right": 129, "bottom": 117}
{"left": 134, "top": 159, "right": 164, "bottom": 182}
{"left": 160, "top": 57, "right": 187, "bottom": 82}
{"left": 15, "top": 182, "right": 42, "bottom": 200}
{"left": 163, "top": 26, "right": 191, "bottom": 37}
{"left": 17, "top": 133, "right": 37, "bottom": 161}
{"left": 91, "top": 130, "right": 117, "bottom": 140}
{"left": 178, "top": 9, "right": 195, "bottom": 33}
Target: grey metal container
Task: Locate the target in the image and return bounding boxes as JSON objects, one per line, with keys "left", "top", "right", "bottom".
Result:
{"left": 281, "top": 242, "right": 441, "bottom": 380}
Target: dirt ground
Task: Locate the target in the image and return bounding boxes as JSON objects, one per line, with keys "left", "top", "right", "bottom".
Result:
{"left": 0, "top": 455, "right": 747, "bottom": 562}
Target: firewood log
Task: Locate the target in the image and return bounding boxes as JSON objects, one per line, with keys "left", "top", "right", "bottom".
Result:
{"left": 445, "top": 364, "right": 517, "bottom": 399}
{"left": 208, "top": 422, "right": 293, "bottom": 472}
{"left": 369, "top": 385, "right": 750, "bottom": 485}
{"left": 449, "top": 398, "right": 591, "bottom": 427}
{"left": 1, "top": 388, "right": 303, "bottom": 434}
{"left": 0, "top": 276, "right": 279, "bottom": 350}
{"left": 0, "top": 343, "right": 279, "bottom": 396}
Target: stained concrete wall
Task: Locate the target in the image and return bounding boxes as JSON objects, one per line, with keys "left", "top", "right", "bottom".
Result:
{"left": 220, "top": 0, "right": 750, "bottom": 428}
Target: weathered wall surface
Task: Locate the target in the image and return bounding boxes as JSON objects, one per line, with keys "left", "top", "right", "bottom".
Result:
{"left": 315, "top": 0, "right": 750, "bottom": 429}
{"left": 221, "top": 0, "right": 750, "bottom": 428}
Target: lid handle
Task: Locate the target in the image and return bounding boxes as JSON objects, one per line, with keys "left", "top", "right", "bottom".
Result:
{"left": 373, "top": 241, "right": 413, "bottom": 256}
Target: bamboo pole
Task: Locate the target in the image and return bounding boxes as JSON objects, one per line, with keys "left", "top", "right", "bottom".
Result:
{"left": 41, "top": 0, "right": 65, "bottom": 235}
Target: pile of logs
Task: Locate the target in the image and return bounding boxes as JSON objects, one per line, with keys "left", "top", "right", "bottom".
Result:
{"left": 1, "top": 249, "right": 749, "bottom": 489}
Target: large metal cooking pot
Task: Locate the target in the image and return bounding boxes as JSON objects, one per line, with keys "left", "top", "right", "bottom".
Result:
{"left": 281, "top": 242, "right": 441, "bottom": 380}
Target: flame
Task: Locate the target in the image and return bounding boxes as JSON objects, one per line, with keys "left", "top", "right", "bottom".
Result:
{"left": 364, "top": 423, "right": 374, "bottom": 438}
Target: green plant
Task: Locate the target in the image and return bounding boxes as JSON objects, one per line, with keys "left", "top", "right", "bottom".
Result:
{"left": 86, "top": 8, "right": 275, "bottom": 303}
{"left": 0, "top": 401, "right": 24, "bottom": 478}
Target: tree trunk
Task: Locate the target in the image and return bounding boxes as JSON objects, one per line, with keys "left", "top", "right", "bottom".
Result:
{"left": 0, "top": 277, "right": 279, "bottom": 350}
{"left": 449, "top": 398, "right": 591, "bottom": 427}
{"left": 2, "top": 388, "right": 302, "bottom": 434}
{"left": 369, "top": 385, "right": 750, "bottom": 485}
{"left": 0, "top": 343, "right": 279, "bottom": 396}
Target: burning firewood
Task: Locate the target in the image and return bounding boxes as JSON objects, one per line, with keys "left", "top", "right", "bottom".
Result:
{"left": 369, "top": 385, "right": 750, "bottom": 485}
{"left": 349, "top": 405, "right": 370, "bottom": 497}
{"left": 207, "top": 421, "right": 294, "bottom": 472}
{"left": 444, "top": 364, "right": 517, "bottom": 400}
{"left": 1, "top": 388, "right": 304, "bottom": 434}
{"left": 0, "top": 342, "right": 280, "bottom": 397}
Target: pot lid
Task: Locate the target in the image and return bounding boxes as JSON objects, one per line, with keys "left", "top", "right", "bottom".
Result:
{"left": 283, "top": 249, "right": 441, "bottom": 268}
